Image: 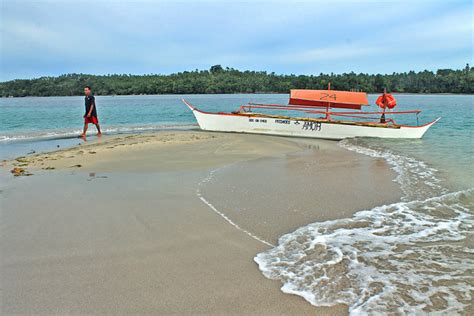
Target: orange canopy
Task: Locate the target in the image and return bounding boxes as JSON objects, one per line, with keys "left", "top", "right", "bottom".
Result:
{"left": 289, "top": 89, "right": 369, "bottom": 110}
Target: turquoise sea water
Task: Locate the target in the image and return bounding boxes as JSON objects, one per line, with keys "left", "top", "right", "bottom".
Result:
{"left": 1, "top": 94, "right": 473, "bottom": 314}
{"left": 1, "top": 94, "right": 472, "bottom": 188}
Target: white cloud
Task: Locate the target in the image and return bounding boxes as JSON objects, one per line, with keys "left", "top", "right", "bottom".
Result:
{"left": 1, "top": 19, "right": 60, "bottom": 44}
{"left": 280, "top": 44, "right": 386, "bottom": 63}
{"left": 0, "top": 0, "right": 472, "bottom": 79}
{"left": 271, "top": 5, "right": 473, "bottom": 67}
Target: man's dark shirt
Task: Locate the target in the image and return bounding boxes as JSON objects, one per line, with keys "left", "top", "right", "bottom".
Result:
{"left": 84, "top": 95, "right": 98, "bottom": 117}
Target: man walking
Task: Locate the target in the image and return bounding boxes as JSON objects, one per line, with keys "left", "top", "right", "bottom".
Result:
{"left": 81, "top": 86, "right": 101, "bottom": 138}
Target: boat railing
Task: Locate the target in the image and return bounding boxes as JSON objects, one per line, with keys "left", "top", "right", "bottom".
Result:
{"left": 241, "top": 103, "right": 421, "bottom": 126}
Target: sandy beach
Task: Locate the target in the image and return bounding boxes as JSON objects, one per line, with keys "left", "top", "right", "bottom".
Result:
{"left": 1, "top": 131, "right": 402, "bottom": 314}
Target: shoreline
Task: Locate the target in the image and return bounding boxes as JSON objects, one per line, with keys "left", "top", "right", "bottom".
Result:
{"left": 1, "top": 131, "right": 402, "bottom": 314}
{"left": 2, "top": 92, "right": 474, "bottom": 98}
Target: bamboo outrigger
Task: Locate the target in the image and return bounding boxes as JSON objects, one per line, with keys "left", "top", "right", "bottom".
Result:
{"left": 183, "top": 88, "right": 440, "bottom": 140}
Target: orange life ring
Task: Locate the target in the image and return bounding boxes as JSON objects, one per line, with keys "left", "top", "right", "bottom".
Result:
{"left": 376, "top": 93, "right": 397, "bottom": 109}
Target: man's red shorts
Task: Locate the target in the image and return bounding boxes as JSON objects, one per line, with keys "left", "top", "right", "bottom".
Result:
{"left": 84, "top": 116, "right": 99, "bottom": 124}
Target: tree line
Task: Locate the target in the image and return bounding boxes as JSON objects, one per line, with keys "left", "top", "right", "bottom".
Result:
{"left": 1, "top": 64, "right": 472, "bottom": 97}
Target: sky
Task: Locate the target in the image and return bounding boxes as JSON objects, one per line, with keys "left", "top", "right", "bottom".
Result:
{"left": 0, "top": 0, "right": 472, "bottom": 81}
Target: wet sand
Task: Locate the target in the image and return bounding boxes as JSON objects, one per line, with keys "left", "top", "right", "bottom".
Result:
{"left": 1, "top": 131, "right": 401, "bottom": 314}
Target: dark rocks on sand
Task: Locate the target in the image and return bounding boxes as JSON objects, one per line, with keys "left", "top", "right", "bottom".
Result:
{"left": 10, "top": 167, "right": 33, "bottom": 177}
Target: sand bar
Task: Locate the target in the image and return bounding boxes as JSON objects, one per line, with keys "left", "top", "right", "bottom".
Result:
{"left": 1, "top": 131, "right": 401, "bottom": 314}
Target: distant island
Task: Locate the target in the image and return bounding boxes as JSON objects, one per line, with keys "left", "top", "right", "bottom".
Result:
{"left": 1, "top": 64, "right": 472, "bottom": 97}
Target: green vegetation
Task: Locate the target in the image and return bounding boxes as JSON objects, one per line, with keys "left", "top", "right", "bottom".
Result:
{"left": 1, "top": 64, "right": 472, "bottom": 97}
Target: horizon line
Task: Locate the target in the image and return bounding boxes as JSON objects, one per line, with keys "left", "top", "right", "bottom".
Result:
{"left": 1, "top": 64, "right": 471, "bottom": 83}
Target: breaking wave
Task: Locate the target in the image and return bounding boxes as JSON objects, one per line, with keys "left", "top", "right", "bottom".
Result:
{"left": 0, "top": 124, "right": 198, "bottom": 143}
{"left": 339, "top": 138, "right": 448, "bottom": 201}
{"left": 254, "top": 138, "right": 473, "bottom": 314}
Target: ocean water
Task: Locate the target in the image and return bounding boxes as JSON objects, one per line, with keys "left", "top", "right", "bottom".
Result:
{"left": 0, "top": 94, "right": 284, "bottom": 159}
{"left": 1, "top": 94, "right": 471, "bottom": 187}
{"left": 1, "top": 94, "right": 473, "bottom": 313}
{"left": 255, "top": 140, "right": 473, "bottom": 314}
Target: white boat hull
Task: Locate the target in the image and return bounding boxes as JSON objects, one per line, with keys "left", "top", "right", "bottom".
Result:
{"left": 184, "top": 101, "right": 439, "bottom": 140}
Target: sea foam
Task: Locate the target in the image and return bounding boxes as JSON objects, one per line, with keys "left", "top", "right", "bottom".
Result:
{"left": 196, "top": 165, "right": 275, "bottom": 247}
{"left": 254, "top": 138, "right": 473, "bottom": 314}
{"left": 0, "top": 124, "right": 197, "bottom": 143}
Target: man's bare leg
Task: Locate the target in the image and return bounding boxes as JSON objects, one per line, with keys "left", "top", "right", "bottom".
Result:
{"left": 81, "top": 123, "right": 88, "bottom": 138}
{"left": 95, "top": 123, "right": 102, "bottom": 136}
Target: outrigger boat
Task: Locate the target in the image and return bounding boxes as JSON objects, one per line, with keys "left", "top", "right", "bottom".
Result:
{"left": 183, "top": 88, "right": 440, "bottom": 140}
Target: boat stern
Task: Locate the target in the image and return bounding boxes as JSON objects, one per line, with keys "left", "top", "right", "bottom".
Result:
{"left": 399, "top": 117, "right": 441, "bottom": 138}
